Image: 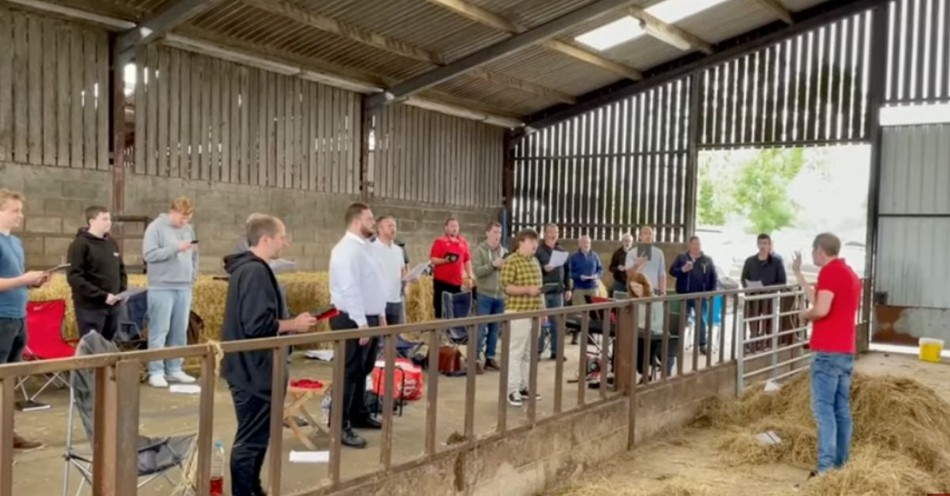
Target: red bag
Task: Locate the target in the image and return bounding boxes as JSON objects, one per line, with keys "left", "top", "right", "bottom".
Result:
{"left": 371, "top": 358, "right": 424, "bottom": 401}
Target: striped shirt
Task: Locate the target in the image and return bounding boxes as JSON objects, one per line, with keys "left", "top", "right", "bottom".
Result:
{"left": 500, "top": 252, "right": 544, "bottom": 312}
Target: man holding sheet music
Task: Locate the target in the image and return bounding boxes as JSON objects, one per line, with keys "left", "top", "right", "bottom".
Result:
{"left": 0, "top": 188, "right": 48, "bottom": 450}
{"left": 535, "top": 224, "right": 571, "bottom": 361}
{"left": 66, "top": 206, "right": 128, "bottom": 340}
{"left": 740, "top": 233, "right": 788, "bottom": 351}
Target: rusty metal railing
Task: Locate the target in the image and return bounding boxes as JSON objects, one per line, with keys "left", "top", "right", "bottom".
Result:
{"left": 0, "top": 285, "right": 804, "bottom": 496}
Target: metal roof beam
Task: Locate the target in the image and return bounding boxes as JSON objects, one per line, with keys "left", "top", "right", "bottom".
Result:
{"left": 752, "top": 0, "right": 794, "bottom": 24}
{"left": 522, "top": 0, "right": 886, "bottom": 131}
{"left": 628, "top": 5, "right": 713, "bottom": 54}
{"left": 367, "top": 0, "right": 641, "bottom": 109}
{"left": 116, "top": 0, "right": 224, "bottom": 60}
{"left": 424, "top": 0, "right": 642, "bottom": 80}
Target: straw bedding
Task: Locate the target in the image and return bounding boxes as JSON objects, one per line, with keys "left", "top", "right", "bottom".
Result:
{"left": 701, "top": 372, "right": 950, "bottom": 496}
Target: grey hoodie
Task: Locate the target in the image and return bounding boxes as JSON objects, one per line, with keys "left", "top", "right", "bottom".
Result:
{"left": 142, "top": 213, "right": 198, "bottom": 288}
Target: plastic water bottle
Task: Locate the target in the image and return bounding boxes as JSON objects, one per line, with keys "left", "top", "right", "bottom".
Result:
{"left": 210, "top": 440, "right": 225, "bottom": 496}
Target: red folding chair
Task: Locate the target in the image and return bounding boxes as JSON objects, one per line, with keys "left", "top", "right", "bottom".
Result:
{"left": 16, "top": 299, "right": 75, "bottom": 403}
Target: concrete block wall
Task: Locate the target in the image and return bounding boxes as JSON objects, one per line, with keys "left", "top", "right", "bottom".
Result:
{"left": 2, "top": 162, "right": 499, "bottom": 272}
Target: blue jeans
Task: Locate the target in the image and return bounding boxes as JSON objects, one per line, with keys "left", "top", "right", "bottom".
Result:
{"left": 147, "top": 288, "right": 193, "bottom": 376}
{"left": 686, "top": 298, "right": 710, "bottom": 348}
{"left": 811, "top": 352, "right": 854, "bottom": 473}
{"left": 542, "top": 292, "right": 564, "bottom": 356}
{"left": 476, "top": 295, "right": 504, "bottom": 360}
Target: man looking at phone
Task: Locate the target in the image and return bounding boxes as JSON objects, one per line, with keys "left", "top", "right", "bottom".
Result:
{"left": 222, "top": 214, "right": 316, "bottom": 496}
{"left": 501, "top": 229, "right": 544, "bottom": 407}
{"left": 625, "top": 226, "right": 667, "bottom": 296}
{"left": 329, "top": 202, "right": 387, "bottom": 449}
{"left": 142, "top": 197, "right": 199, "bottom": 388}
{"left": 0, "top": 188, "right": 48, "bottom": 450}
{"left": 66, "top": 206, "right": 128, "bottom": 340}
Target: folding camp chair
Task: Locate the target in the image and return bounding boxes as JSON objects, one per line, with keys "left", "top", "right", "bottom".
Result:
{"left": 441, "top": 291, "right": 473, "bottom": 349}
{"left": 114, "top": 290, "right": 148, "bottom": 351}
{"left": 64, "top": 331, "right": 194, "bottom": 496}
{"left": 16, "top": 300, "right": 74, "bottom": 404}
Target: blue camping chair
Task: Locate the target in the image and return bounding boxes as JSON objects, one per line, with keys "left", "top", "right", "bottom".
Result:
{"left": 441, "top": 291, "right": 473, "bottom": 348}
{"left": 115, "top": 290, "right": 149, "bottom": 350}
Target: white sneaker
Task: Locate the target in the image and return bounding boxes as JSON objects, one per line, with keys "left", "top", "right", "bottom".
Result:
{"left": 166, "top": 371, "right": 197, "bottom": 384}
{"left": 148, "top": 374, "right": 169, "bottom": 388}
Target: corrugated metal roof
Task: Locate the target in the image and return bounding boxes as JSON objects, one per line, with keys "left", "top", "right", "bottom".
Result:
{"left": 48, "top": 0, "right": 842, "bottom": 118}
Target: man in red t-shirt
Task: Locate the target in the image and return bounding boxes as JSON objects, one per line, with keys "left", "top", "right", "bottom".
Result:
{"left": 793, "top": 232, "right": 861, "bottom": 479}
{"left": 430, "top": 218, "right": 474, "bottom": 318}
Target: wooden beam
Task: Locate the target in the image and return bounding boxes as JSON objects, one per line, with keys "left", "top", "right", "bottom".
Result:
{"left": 243, "top": 0, "right": 443, "bottom": 64}
{"left": 116, "top": 0, "right": 225, "bottom": 58}
{"left": 628, "top": 6, "right": 713, "bottom": 54}
{"left": 543, "top": 39, "right": 642, "bottom": 79}
{"left": 424, "top": 0, "right": 642, "bottom": 80}
{"left": 751, "top": 0, "right": 794, "bottom": 24}
{"left": 472, "top": 69, "right": 577, "bottom": 104}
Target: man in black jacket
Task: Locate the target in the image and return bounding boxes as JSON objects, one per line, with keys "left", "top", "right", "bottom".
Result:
{"left": 669, "top": 236, "right": 718, "bottom": 355}
{"left": 609, "top": 233, "right": 634, "bottom": 294}
{"left": 534, "top": 224, "right": 572, "bottom": 360}
{"left": 221, "top": 215, "right": 316, "bottom": 496}
{"left": 66, "top": 206, "right": 128, "bottom": 340}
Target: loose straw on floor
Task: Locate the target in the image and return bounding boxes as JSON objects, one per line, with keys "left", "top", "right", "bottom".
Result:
{"left": 171, "top": 340, "right": 225, "bottom": 496}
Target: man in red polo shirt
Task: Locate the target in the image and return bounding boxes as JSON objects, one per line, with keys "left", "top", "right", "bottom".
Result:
{"left": 793, "top": 232, "right": 861, "bottom": 478}
{"left": 430, "top": 218, "right": 474, "bottom": 318}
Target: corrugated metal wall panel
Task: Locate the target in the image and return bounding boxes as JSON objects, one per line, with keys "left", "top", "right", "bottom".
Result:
{"left": 879, "top": 124, "right": 950, "bottom": 215}
{"left": 876, "top": 217, "right": 950, "bottom": 307}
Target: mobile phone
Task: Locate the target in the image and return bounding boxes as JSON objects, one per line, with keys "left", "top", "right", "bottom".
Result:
{"left": 311, "top": 306, "right": 339, "bottom": 321}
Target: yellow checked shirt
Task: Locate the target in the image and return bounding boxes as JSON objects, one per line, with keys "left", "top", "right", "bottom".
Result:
{"left": 500, "top": 252, "right": 544, "bottom": 312}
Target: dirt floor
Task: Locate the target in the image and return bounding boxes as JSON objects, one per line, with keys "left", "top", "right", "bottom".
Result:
{"left": 547, "top": 351, "right": 950, "bottom": 496}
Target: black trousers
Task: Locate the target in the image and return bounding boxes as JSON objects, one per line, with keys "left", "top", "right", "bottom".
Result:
{"left": 432, "top": 280, "right": 462, "bottom": 319}
{"left": 385, "top": 302, "right": 403, "bottom": 326}
{"left": 329, "top": 312, "right": 380, "bottom": 430}
{"left": 229, "top": 385, "right": 270, "bottom": 496}
{"left": 0, "top": 318, "right": 26, "bottom": 364}
{"left": 74, "top": 304, "right": 119, "bottom": 341}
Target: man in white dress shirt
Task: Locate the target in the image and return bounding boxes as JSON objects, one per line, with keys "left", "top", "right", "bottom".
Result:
{"left": 328, "top": 202, "right": 387, "bottom": 449}
{"left": 370, "top": 216, "right": 409, "bottom": 326}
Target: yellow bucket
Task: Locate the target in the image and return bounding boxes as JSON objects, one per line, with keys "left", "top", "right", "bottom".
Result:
{"left": 919, "top": 338, "right": 944, "bottom": 363}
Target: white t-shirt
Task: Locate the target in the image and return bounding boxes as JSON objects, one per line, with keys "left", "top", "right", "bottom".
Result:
{"left": 370, "top": 238, "right": 407, "bottom": 303}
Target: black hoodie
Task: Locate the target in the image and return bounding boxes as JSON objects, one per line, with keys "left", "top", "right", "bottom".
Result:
{"left": 221, "top": 251, "right": 287, "bottom": 399}
{"left": 66, "top": 228, "right": 128, "bottom": 308}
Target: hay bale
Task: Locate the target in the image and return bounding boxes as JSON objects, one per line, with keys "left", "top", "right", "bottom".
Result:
{"left": 709, "top": 373, "right": 950, "bottom": 495}
{"left": 552, "top": 477, "right": 711, "bottom": 496}
{"left": 30, "top": 272, "right": 437, "bottom": 341}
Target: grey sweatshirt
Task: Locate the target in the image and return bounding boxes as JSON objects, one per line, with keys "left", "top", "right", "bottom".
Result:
{"left": 143, "top": 213, "right": 198, "bottom": 288}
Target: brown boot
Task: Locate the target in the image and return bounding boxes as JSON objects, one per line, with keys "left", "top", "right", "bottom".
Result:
{"left": 13, "top": 432, "right": 43, "bottom": 451}
{"left": 485, "top": 358, "right": 501, "bottom": 371}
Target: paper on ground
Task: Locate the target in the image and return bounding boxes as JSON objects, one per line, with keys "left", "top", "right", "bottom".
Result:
{"left": 404, "top": 262, "right": 431, "bottom": 282}
{"left": 304, "top": 350, "right": 334, "bottom": 361}
{"left": 169, "top": 385, "right": 201, "bottom": 395}
{"left": 290, "top": 451, "right": 330, "bottom": 463}
{"left": 116, "top": 287, "right": 147, "bottom": 300}
{"left": 755, "top": 431, "right": 782, "bottom": 446}
{"left": 764, "top": 379, "right": 782, "bottom": 393}
{"left": 548, "top": 250, "right": 568, "bottom": 268}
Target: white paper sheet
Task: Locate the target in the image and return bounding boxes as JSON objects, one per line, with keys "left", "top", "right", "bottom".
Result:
{"left": 44, "top": 263, "right": 70, "bottom": 274}
{"left": 304, "top": 350, "right": 334, "bottom": 361}
{"left": 548, "top": 250, "right": 568, "bottom": 268}
{"left": 745, "top": 280, "right": 764, "bottom": 289}
{"left": 115, "top": 287, "right": 147, "bottom": 300}
{"left": 403, "top": 262, "right": 430, "bottom": 282}
{"left": 169, "top": 385, "right": 201, "bottom": 395}
{"left": 269, "top": 258, "right": 297, "bottom": 273}
{"left": 289, "top": 451, "right": 330, "bottom": 463}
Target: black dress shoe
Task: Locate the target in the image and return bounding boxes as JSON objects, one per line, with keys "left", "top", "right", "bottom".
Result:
{"left": 342, "top": 429, "right": 367, "bottom": 449}
{"left": 352, "top": 417, "right": 382, "bottom": 429}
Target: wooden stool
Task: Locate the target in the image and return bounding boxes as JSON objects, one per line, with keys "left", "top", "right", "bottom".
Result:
{"left": 283, "top": 381, "right": 331, "bottom": 450}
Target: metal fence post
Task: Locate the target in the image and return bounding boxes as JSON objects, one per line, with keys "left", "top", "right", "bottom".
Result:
{"left": 736, "top": 295, "right": 746, "bottom": 396}
{"left": 770, "top": 293, "right": 780, "bottom": 380}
